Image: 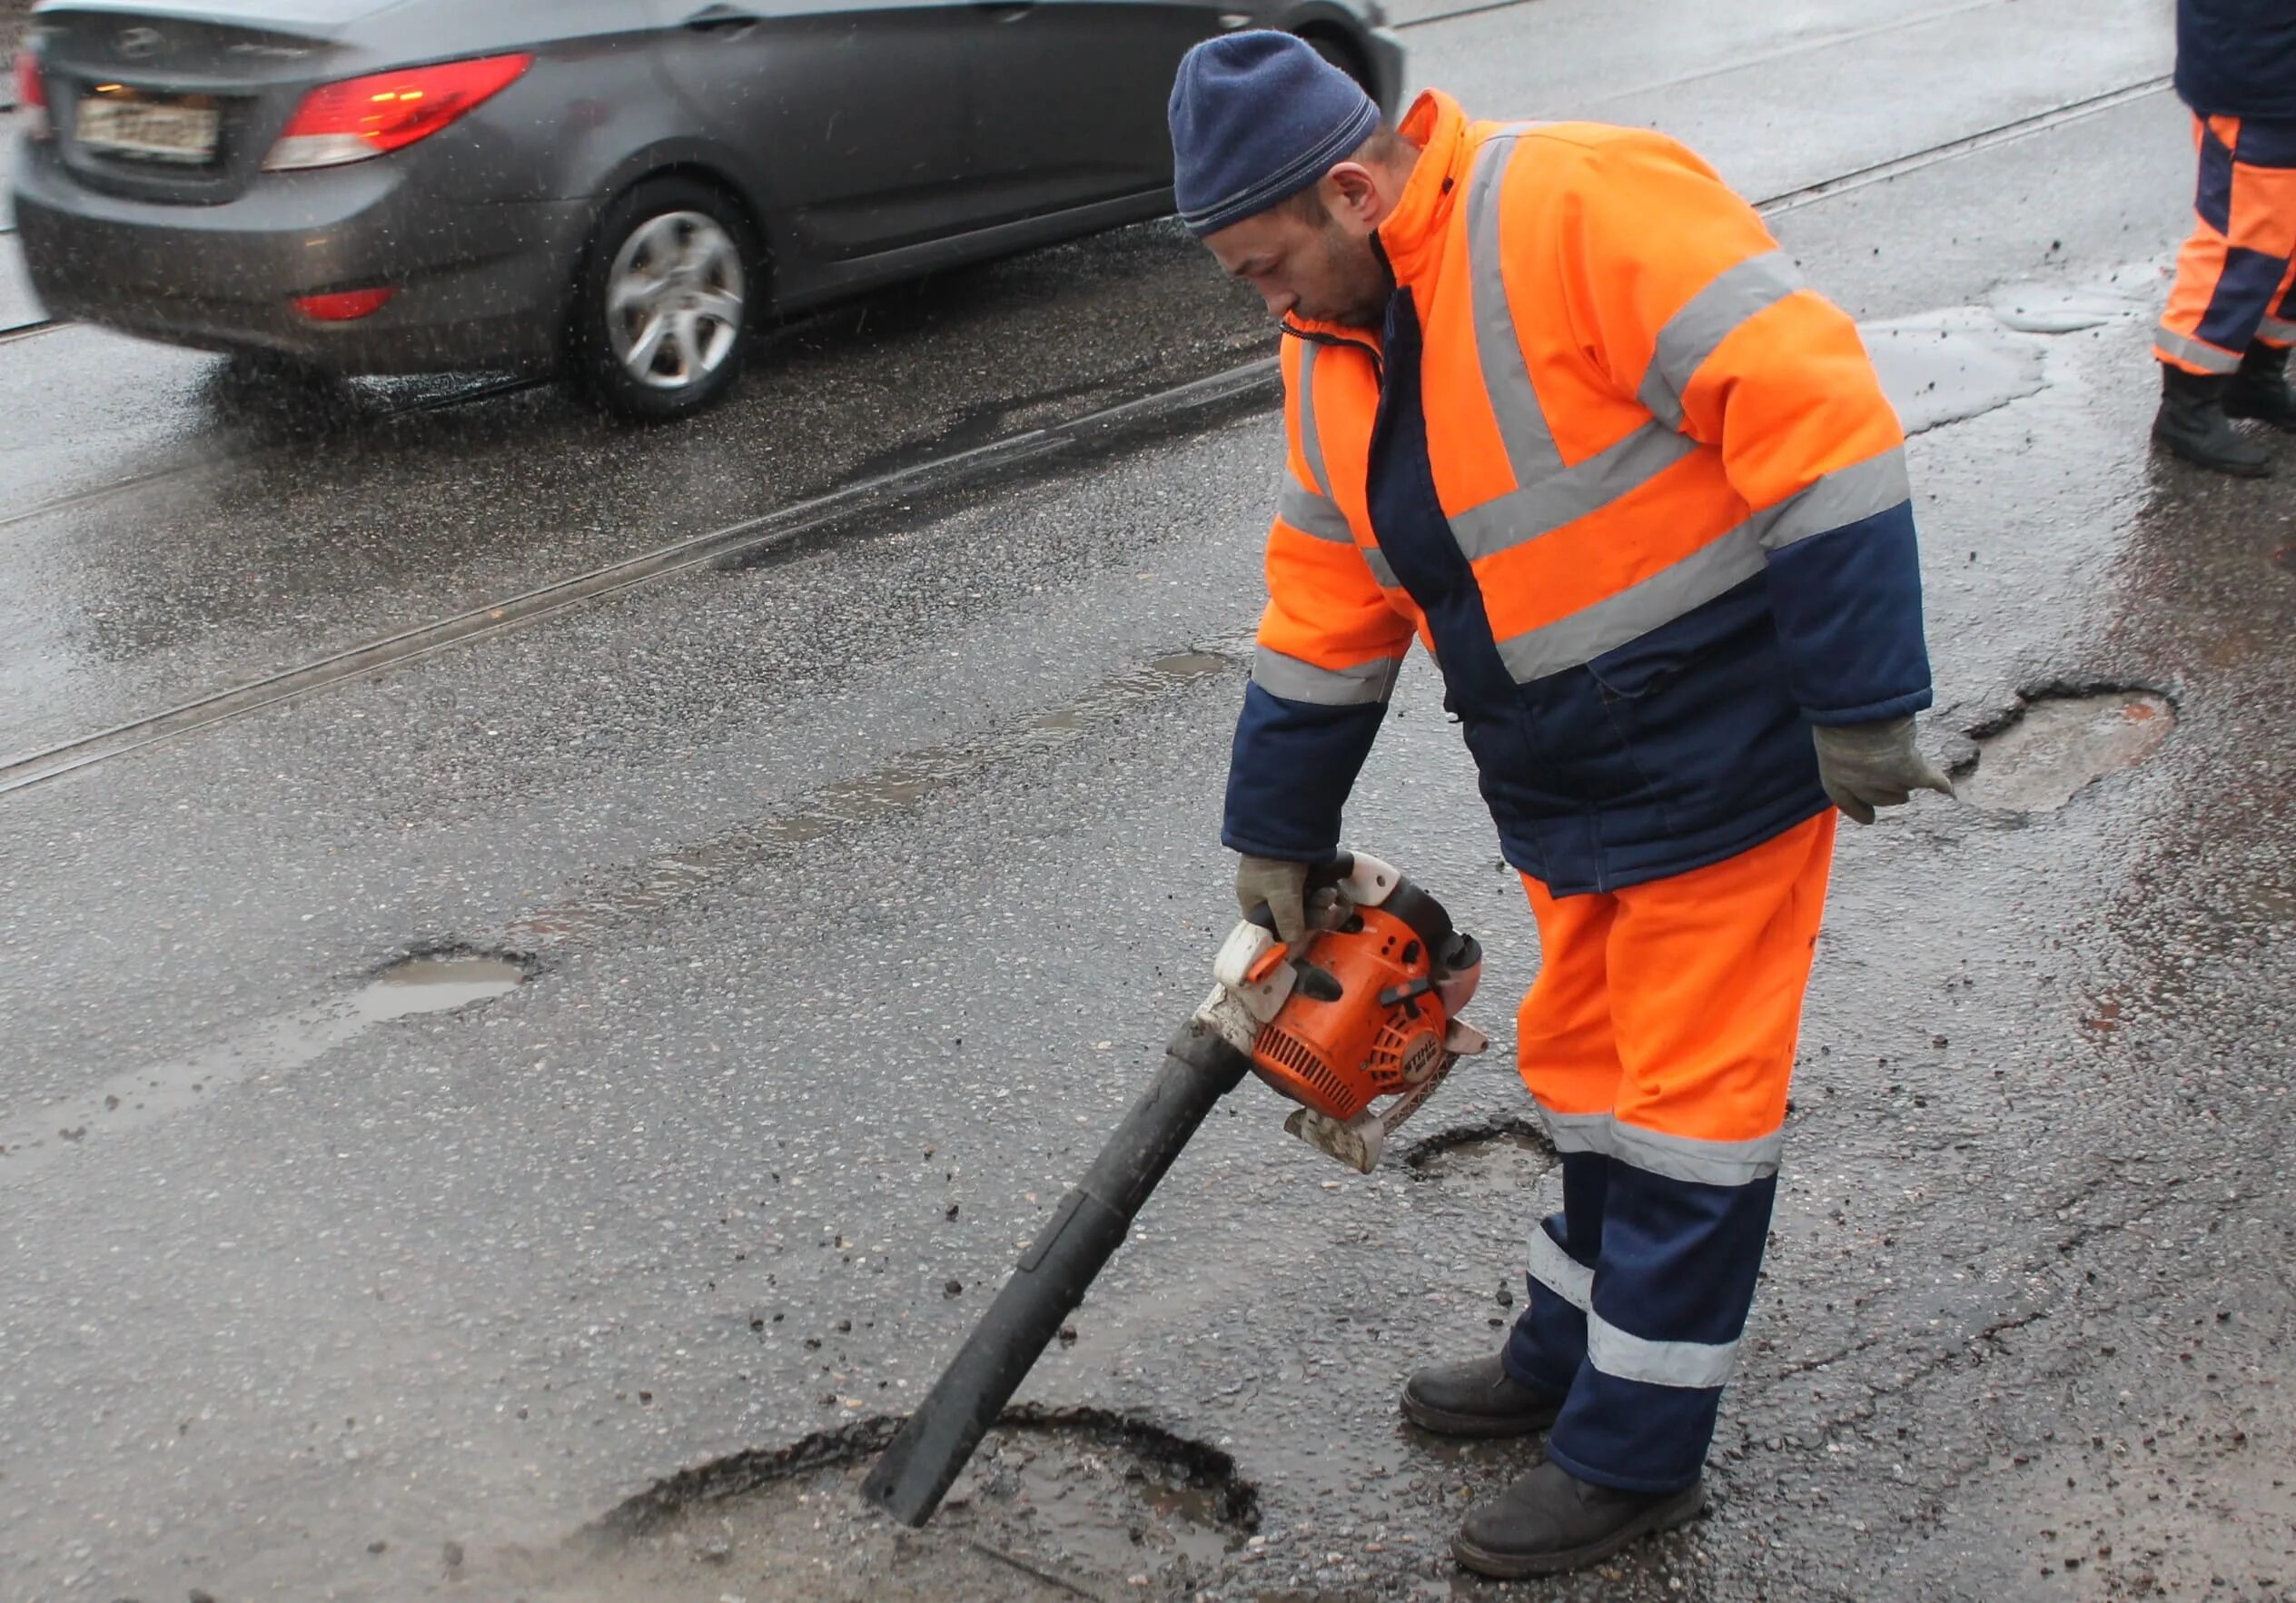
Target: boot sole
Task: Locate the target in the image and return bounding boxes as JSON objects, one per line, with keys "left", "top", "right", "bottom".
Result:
{"left": 1399, "top": 1390, "right": 1559, "bottom": 1440}
{"left": 1450, "top": 1480, "right": 1707, "bottom": 1579}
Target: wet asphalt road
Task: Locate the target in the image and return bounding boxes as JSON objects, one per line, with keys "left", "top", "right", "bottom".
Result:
{"left": 8, "top": 1, "right": 2296, "bottom": 1599}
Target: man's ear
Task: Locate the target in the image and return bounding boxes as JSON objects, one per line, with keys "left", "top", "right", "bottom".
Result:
{"left": 1325, "top": 162, "right": 1385, "bottom": 233}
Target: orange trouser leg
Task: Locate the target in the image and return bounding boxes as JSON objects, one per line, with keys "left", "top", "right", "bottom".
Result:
{"left": 2158, "top": 114, "right": 2296, "bottom": 372}
{"left": 1505, "top": 812, "right": 1836, "bottom": 1492}
{"left": 1511, "top": 876, "right": 1623, "bottom": 1128}
{"left": 1604, "top": 810, "right": 1836, "bottom": 1149}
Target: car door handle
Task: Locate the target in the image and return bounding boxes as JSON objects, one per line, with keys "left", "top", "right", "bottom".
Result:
{"left": 682, "top": 3, "right": 762, "bottom": 33}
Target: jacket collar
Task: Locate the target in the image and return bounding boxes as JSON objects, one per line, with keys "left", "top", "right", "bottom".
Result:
{"left": 1375, "top": 89, "right": 1472, "bottom": 286}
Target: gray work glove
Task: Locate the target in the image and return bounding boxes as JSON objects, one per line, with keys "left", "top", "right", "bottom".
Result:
{"left": 1812, "top": 716, "right": 1954, "bottom": 825}
{"left": 1235, "top": 855, "right": 1312, "bottom": 943}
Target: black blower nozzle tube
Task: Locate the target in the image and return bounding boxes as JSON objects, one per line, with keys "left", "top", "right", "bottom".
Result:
{"left": 862, "top": 1016, "right": 1252, "bottom": 1527}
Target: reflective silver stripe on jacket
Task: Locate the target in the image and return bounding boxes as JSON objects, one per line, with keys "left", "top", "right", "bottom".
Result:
{"left": 1588, "top": 1313, "right": 1742, "bottom": 1389}
{"left": 1489, "top": 447, "right": 1911, "bottom": 683}
{"left": 1451, "top": 134, "right": 1908, "bottom": 685}
{"left": 1754, "top": 448, "right": 1910, "bottom": 550}
{"left": 1452, "top": 124, "right": 1702, "bottom": 562}
{"left": 1529, "top": 1227, "right": 1594, "bottom": 1311}
{"left": 2156, "top": 325, "right": 2241, "bottom": 373}
{"left": 1494, "top": 523, "right": 1767, "bottom": 684}
{"left": 1639, "top": 250, "right": 1806, "bottom": 429}
{"left": 1363, "top": 543, "right": 1400, "bottom": 589}
{"left": 1295, "top": 338, "right": 1333, "bottom": 496}
{"left": 1252, "top": 647, "right": 1402, "bottom": 707}
{"left": 1277, "top": 476, "right": 1354, "bottom": 542}
{"left": 2261, "top": 314, "right": 2296, "bottom": 343}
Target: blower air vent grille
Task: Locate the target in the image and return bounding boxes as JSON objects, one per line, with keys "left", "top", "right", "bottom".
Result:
{"left": 1253, "top": 1026, "right": 1361, "bottom": 1117}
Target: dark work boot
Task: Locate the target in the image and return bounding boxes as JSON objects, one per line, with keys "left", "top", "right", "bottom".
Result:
{"left": 2153, "top": 364, "right": 2273, "bottom": 476}
{"left": 1452, "top": 1460, "right": 1707, "bottom": 1579}
{"left": 1400, "top": 1353, "right": 1562, "bottom": 1438}
{"left": 2225, "top": 343, "right": 2296, "bottom": 431}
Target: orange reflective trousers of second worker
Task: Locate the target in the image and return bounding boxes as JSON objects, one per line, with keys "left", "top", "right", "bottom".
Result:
{"left": 2156, "top": 114, "right": 2296, "bottom": 375}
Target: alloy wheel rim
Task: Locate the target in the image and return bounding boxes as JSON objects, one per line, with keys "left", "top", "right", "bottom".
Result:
{"left": 605, "top": 211, "right": 746, "bottom": 391}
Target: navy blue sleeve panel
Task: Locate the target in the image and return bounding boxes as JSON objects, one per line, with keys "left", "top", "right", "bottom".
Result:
{"left": 1762, "top": 500, "right": 1935, "bottom": 726}
{"left": 1221, "top": 680, "right": 1386, "bottom": 860}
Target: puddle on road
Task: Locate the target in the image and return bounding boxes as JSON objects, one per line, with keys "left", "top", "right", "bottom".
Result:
{"left": 353, "top": 954, "right": 526, "bottom": 1021}
{"left": 1985, "top": 275, "right": 2155, "bottom": 335}
{"left": 494, "top": 1413, "right": 1255, "bottom": 1603}
{"left": 1865, "top": 310, "right": 2049, "bottom": 436}
{"left": 1956, "top": 689, "right": 2177, "bottom": 813}
{"left": 509, "top": 648, "right": 1240, "bottom": 945}
{"left": 0, "top": 949, "right": 529, "bottom": 1183}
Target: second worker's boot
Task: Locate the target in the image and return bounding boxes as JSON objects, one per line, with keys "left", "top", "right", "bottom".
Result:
{"left": 2153, "top": 363, "right": 2273, "bottom": 476}
{"left": 1400, "top": 1353, "right": 1562, "bottom": 1438}
{"left": 1452, "top": 1460, "right": 1707, "bottom": 1578}
{"left": 2225, "top": 342, "right": 2296, "bottom": 431}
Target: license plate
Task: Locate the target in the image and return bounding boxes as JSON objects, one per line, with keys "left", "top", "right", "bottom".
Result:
{"left": 76, "top": 95, "right": 221, "bottom": 163}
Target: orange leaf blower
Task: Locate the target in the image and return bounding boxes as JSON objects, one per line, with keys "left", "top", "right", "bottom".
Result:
{"left": 865, "top": 851, "right": 1486, "bottom": 1526}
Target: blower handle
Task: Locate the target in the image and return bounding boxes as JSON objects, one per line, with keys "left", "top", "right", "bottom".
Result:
{"left": 859, "top": 1017, "right": 1252, "bottom": 1527}
{"left": 1242, "top": 852, "right": 1358, "bottom": 937}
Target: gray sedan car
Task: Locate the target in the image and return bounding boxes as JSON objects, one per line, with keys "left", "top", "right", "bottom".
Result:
{"left": 10, "top": 0, "right": 1401, "bottom": 419}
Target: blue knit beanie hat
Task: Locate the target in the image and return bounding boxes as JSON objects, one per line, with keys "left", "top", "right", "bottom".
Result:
{"left": 1169, "top": 32, "right": 1381, "bottom": 238}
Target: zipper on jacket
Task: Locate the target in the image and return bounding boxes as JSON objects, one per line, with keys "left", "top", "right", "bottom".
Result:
{"left": 1281, "top": 322, "right": 1385, "bottom": 386}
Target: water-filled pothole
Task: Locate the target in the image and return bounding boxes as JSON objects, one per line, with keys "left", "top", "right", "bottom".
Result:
{"left": 353, "top": 952, "right": 527, "bottom": 1021}
{"left": 493, "top": 1411, "right": 1256, "bottom": 1602}
{"left": 1864, "top": 310, "right": 2048, "bottom": 435}
{"left": 1956, "top": 688, "right": 2176, "bottom": 813}
{"left": 0, "top": 948, "right": 533, "bottom": 1180}
{"left": 1985, "top": 277, "right": 2153, "bottom": 335}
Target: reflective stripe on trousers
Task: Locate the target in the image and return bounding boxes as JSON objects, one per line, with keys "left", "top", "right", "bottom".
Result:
{"left": 1502, "top": 812, "right": 1836, "bottom": 1492}
{"left": 2157, "top": 114, "right": 2296, "bottom": 371}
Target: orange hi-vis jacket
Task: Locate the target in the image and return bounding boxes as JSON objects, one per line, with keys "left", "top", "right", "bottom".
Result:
{"left": 1222, "top": 91, "right": 1935, "bottom": 896}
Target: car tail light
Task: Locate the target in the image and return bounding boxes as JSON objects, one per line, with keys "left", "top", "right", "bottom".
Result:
{"left": 13, "top": 46, "right": 50, "bottom": 142}
{"left": 263, "top": 53, "right": 530, "bottom": 172}
{"left": 294, "top": 286, "right": 396, "bottom": 321}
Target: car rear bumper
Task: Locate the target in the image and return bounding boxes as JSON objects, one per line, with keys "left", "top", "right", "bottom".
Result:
{"left": 12, "top": 141, "right": 596, "bottom": 372}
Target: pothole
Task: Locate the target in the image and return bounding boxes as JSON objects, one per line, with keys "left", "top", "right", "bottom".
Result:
{"left": 1955, "top": 688, "right": 2176, "bottom": 812}
{"left": 492, "top": 1411, "right": 1257, "bottom": 1602}
{"left": 0, "top": 947, "right": 533, "bottom": 1181}
{"left": 1864, "top": 309, "right": 2048, "bottom": 435}
{"left": 1985, "top": 277, "right": 2153, "bottom": 335}
{"left": 1400, "top": 1119, "right": 1556, "bottom": 1189}
{"left": 352, "top": 951, "right": 528, "bottom": 1021}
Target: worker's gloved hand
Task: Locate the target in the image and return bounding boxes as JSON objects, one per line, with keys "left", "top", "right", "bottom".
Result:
{"left": 1811, "top": 716, "right": 1954, "bottom": 825}
{"left": 1235, "top": 855, "right": 1313, "bottom": 943}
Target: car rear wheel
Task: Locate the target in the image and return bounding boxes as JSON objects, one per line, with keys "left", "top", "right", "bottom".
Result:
{"left": 572, "top": 178, "right": 757, "bottom": 423}
{"left": 1299, "top": 31, "right": 1374, "bottom": 96}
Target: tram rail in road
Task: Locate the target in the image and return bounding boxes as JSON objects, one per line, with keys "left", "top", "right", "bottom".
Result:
{"left": 0, "top": 71, "right": 2173, "bottom": 799}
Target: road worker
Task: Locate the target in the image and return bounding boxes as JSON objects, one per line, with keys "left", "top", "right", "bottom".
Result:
{"left": 1168, "top": 35, "right": 1950, "bottom": 1578}
{"left": 2151, "top": 0, "right": 2296, "bottom": 475}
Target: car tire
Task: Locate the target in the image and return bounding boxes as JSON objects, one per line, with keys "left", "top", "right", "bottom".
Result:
{"left": 1299, "top": 31, "right": 1374, "bottom": 96}
{"left": 570, "top": 177, "right": 758, "bottom": 423}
